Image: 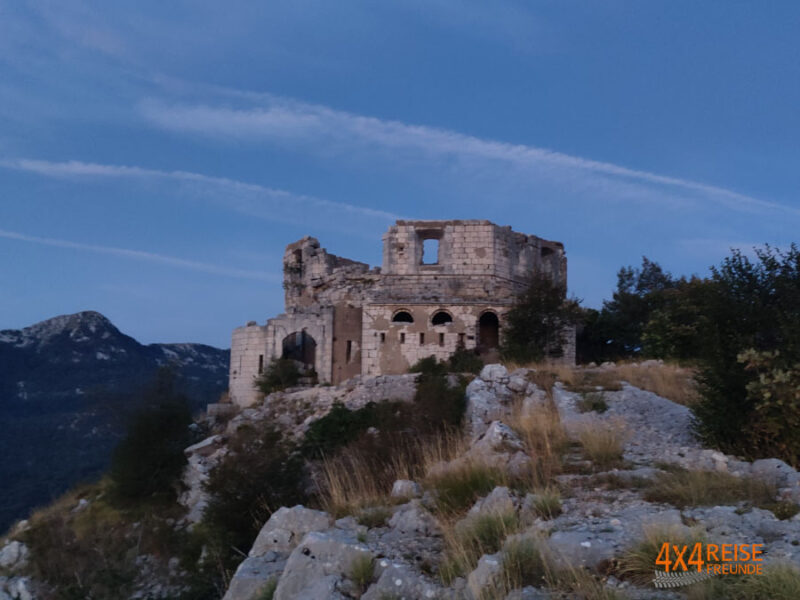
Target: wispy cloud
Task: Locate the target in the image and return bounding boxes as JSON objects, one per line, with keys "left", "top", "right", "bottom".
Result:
{"left": 677, "top": 238, "right": 786, "bottom": 261}
{"left": 0, "top": 158, "right": 401, "bottom": 224}
{"left": 139, "top": 94, "right": 799, "bottom": 218}
{"left": 0, "top": 228, "right": 278, "bottom": 281}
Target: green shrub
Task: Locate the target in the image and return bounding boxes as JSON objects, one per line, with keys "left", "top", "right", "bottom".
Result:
{"left": 255, "top": 358, "right": 301, "bottom": 395}
{"left": 447, "top": 346, "right": 483, "bottom": 374}
{"left": 529, "top": 486, "right": 562, "bottom": 519}
{"left": 200, "top": 423, "right": 306, "bottom": 576}
{"left": 737, "top": 349, "right": 800, "bottom": 465}
{"left": 348, "top": 554, "right": 375, "bottom": 593}
{"left": 413, "top": 361, "right": 467, "bottom": 431}
{"left": 501, "top": 273, "right": 582, "bottom": 363}
{"left": 692, "top": 245, "right": 800, "bottom": 465}
{"left": 108, "top": 368, "right": 192, "bottom": 505}
{"left": 500, "top": 537, "right": 551, "bottom": 590}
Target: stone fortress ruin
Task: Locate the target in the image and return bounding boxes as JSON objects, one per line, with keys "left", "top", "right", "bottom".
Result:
{"left": 229, "top": 220, "right": 571, "bottom": 407}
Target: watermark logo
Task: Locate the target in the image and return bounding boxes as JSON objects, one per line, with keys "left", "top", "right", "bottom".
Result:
{"left": 652, "top": 542, "right": 764, "bottom": 588}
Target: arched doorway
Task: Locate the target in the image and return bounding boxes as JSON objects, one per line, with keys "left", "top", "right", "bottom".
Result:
{"left": 478, "top": 311, "right": 499, "bottom": 351}
{"left": 282, "top": 331, "right": 317, "bottom": 368}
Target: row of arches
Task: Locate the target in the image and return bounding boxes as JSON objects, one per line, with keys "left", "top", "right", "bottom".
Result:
{"left": 390, "top": 309, "right": 500, "bottom": 350}
{"left": 392, "top": 309, "right": 457, "bottom": 325}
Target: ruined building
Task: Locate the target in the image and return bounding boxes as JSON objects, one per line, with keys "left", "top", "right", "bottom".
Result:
{"left": 229, "top": 220, "right": 571, "bottom": 407}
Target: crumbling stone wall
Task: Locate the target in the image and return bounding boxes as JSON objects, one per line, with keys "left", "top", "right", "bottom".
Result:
{"left": 228, "top": 220, "right": 570, "bottom": 408}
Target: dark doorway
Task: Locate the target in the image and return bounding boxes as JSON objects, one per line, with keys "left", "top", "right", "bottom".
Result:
{"left": 478, "top": 312, "right": 499, "bottom": 350}
{"left": 282, "top": 331, "right": 317, "bottom": 368}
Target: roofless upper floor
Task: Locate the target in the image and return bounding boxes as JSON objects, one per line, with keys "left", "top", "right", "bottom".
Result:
{"left": 381, "top": 219, "right": 565, "bottom": 283}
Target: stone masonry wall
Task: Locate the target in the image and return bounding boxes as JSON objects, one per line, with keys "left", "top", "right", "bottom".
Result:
{"left": 229, "top": 322, "right": 269, "bottom": 408}
{"left": 361, "top": 303, "right": 507, "bottom": 375}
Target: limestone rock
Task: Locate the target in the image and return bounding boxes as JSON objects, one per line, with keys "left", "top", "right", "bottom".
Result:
{"left": 468, "top": 486, "right": 516, "bottom": 517}
{"left": 391, "top": 479, "right": 422, "bottom": 499}
{"left": 479, "top": 364, "right": 509, "bottom": 383}
{"left": 0, "top": 541, "right": 29, "bottom": 572}
{"left": 273, "top": 530, "right": 372, "bottom": 600}
{"left": 388, "top": 501, "right": 440, "bottom": 537}
{"left": 471, "top": 421, "right": 524, "bottom": 455}
{"left": 362, "top": 561, "right": 442, "bottom": 600}
{"left": 467, "top": 552, "right": 502, "bottom": 599}
{"left": 250, "top": 506, "right": 334, "bottom": 557}
{"left": 547, "top": 530, "right": 617, "bottom": 569}
{"left": 222, "top": 553, "right": 285, "bottom": 600}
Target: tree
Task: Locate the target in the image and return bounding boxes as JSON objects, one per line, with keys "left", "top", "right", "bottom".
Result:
{"left": 108, "top": 367, "right": 192, "bottom": 505}
{"left": 692, "top": 244, "right": 800, "bottom": 462}
{"left": 501, "top": 273, "right": 582, "bottom": 363}
{"left": 586, "top": 257, "right": 679, "bottom": 360}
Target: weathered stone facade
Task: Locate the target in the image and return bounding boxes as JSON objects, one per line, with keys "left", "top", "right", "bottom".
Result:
{"left": 229, "top": 220, "right": 570, "bottom": 407}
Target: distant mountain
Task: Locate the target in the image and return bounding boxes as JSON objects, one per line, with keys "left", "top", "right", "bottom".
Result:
{"left": 0, "top": 311, "right": 229, "bottom": 532}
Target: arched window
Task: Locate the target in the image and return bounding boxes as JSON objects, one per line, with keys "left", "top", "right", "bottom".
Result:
{"left": 392, "top": 310, "right": 414, "bottom": 323}
{"left": 431, "top": 311, "right": 453, "bottom": 325}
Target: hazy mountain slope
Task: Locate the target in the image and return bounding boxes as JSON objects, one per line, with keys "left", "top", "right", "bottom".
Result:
{"left": 0, "top": 311, "right": 229, "bottom": 531}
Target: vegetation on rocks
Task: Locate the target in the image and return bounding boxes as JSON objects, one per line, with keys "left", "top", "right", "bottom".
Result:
{"left": 254, "top": 357, "right": 301, "bottom": 395}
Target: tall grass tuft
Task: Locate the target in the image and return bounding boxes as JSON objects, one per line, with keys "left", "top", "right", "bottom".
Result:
{"left": 576, "top": 419, "right": 628, "bottom": 469}
{"left": 644, "top": 468, "right": 777, "bottom": 509}
{"left": 618, "top": 525, "right": 706, "bottom": 586}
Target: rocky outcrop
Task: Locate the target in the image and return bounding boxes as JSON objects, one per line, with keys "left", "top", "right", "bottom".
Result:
{"left": 180, "top": 374, "right": 420, "bottom": 522}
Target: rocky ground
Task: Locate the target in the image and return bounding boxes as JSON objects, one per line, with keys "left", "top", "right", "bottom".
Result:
{"left": 3, "top": 364, "right": 800, "bottom": 599}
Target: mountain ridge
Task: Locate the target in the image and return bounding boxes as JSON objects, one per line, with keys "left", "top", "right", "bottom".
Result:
{"left": 0, "top": 310, "right": 229, "bottom": 531}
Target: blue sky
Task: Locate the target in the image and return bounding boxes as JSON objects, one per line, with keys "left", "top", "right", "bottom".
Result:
{"left": 0, "top": 1, "right": 797, "bottom": 348}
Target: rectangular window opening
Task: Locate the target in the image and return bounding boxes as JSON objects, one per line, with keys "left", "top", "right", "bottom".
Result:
{"left": 380, "top": 332, "right": 386, "bottom": 343}
{"left": 422, "top": 238, "right": 439, "bottom": 264}
{"left": 400, "top": 332, "right": 405, "bottom": 344}
{"left": 258, "top": 354, "right": 264, "bottom": 374}
{"left": 419, "top": 332, "right": 425, "bottom": 345}
{"left": 439, "top": 332, "right": 445, "bottom": 346}
{"left": 346, "top": 340, "right": 352, "bottom": 363}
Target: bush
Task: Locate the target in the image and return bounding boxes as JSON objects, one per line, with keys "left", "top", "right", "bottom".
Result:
{"left": 737, "top": 349, "right": 800, "bottom": 465}
{"left": 501, "top": 273, "right": 582, "bottom": 363}
{"left": 255, "top": 357, "right": 301, "bottom": 395}
{"left": 200, "top": 423, "right": 306, "bottom": 576}
{"left": 108, "top": 368, "right": 192, "bottom": 505}
{"left": 447, "top": 346, "right": 483, "bottom": 374}
{"left": 302, "top": 401, "right": 405, "bottom": 458}
{"left": 692, "top": 245, "right": 800, "bottom": 464}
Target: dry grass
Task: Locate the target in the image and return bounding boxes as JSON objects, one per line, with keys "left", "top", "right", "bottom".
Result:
{"left": 440, "top": 511, "right": 520, "bottom": 583}
{"left": 317, "top": 428, "right": 468, "bottom": 517}
{"left": 318, "top": 453, "right": 392, "bottom": 517}
{"left": 508, "top": 403, "right": 569, "bottom": 488}
{"left": 618, "top": 524, "right": 706, "bottom": 586}
{"left": 610, "top": 362, "right": 699, "bottom": 405}
{"left": 644, "top": 468, "right": 777, "bottom": 509}
{"left": 426, "top": 460, "right": 508, "bottom": 516}
{"left": 348, "top": 553, "right": 376, "bottom": 595}
{"left": 484, "top": 536, "right": 625, "bottom": 600}
{"left": 502, "top": 362, "right": 577, "bottom": 396}
{"left": 503, "top": 360, "right": 698, "bottom": 406}
{"left": 576, "top": 419, "right": 629, "bottom": 469}
{"left": 686, "top": 563, "right": 800, "bottom": 600}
